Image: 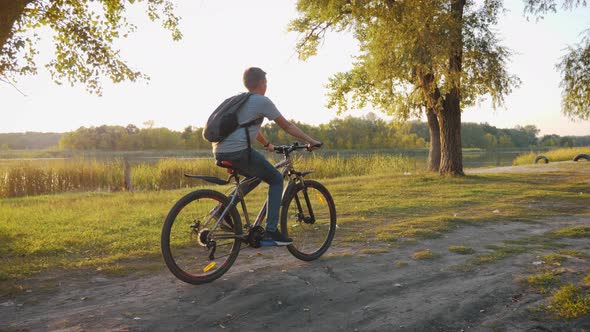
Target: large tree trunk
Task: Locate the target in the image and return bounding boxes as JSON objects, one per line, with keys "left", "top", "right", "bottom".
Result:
{"left": 426, "top": 107, "right": 441, "bottom": 172}
{"left": 438, "top": 98, "right": 464, "bottom": 175}
{"left": 438, "top": 0, "right": 465, "bottom": 176}
{"left": 0, "top": 0, "right": 31, "bottom": 72}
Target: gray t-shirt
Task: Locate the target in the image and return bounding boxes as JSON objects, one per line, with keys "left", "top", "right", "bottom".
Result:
{"left": 212, "top": 93, "right": 282, "bottom": 153}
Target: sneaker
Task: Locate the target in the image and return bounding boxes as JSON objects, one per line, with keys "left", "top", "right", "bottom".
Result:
{"left": 262, "top": 230, "right": 293, "bottom": 246}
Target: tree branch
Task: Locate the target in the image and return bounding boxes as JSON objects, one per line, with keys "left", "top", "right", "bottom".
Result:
{"left": 0, "top": 75, "right": 27, "bottom": 96}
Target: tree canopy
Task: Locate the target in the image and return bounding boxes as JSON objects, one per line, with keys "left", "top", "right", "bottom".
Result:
{"left": 0, "top": 0, "right": 181, "bottom": 95}
{"left": 289, "top": 0, "right": 519, "bottom": 119}
{"left": 289, "top": 0, "right": 520, "bottom": 175}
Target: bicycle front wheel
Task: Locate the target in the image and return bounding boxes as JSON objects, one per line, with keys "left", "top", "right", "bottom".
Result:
{"left": 161, "top": 189, "right": 242, "bottom": 284}
{"left": 281, "top": 180, "right": 336, "bottom": 261}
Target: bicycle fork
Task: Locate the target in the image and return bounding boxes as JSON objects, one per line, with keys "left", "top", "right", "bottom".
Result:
{"left": 293, "top": 182, "right": 316, "bottom": 224}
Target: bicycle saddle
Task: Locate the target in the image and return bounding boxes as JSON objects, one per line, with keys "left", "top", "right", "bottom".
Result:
{"left": 216, "top": 160, "right": 235, "bottom": 169}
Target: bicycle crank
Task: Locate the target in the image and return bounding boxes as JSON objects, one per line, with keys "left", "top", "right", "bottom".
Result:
{"left": 246, "top": 225, "right": 265, "bottom": 248}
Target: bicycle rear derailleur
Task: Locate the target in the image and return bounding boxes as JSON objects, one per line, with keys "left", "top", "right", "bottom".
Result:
{"left": 197, "top": 229, "right": 216, "bottom": 260}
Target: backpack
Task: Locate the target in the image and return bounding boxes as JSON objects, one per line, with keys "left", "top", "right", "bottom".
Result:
{"left": 203, "top": 92, "right": 254, "bottom": 143}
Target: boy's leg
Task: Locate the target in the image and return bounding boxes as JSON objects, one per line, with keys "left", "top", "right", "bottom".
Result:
{"left": 238, "top": 150, "right": 283, "bottom": 232}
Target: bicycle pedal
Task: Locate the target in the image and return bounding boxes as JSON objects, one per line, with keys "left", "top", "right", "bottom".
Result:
{"left": 259, "top": 240, "right": 278, "bottom": 247}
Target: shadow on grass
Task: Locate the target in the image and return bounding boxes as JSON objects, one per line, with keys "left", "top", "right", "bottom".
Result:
{"left": 0, "top": 227, "right": 18, "bottom": 282}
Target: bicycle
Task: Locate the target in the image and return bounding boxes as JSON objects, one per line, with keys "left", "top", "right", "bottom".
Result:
{"left": 161, "top": 142, "right": 337, "bottom": 284}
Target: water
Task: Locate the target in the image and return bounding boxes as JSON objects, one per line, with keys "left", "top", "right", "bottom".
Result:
{"left": 0, "top": 149, "right": 534, "bottom": 168}
{"left": 315, "top": 148, "right": 532, "bottom": 168}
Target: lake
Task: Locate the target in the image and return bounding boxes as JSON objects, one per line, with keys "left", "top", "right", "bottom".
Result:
{"left": 0, "top": 148, "right": 540, "bottom": 169}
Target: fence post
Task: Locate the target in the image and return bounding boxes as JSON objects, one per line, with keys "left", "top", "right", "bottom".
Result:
{"left": 124, "top": 157, "right": 133, "bottom": 192}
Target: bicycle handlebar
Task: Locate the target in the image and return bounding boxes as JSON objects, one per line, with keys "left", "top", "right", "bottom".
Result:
{"left": 273, "top": 142, "right": 323, "bottom": 155}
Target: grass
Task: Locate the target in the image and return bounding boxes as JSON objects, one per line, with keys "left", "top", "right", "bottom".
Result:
{"left": 539, "top": 253, "right": 567, "bottom": 265}
{"left": 547, "top": 284, "right": 590, "bottom": 319}
{"left": 469, "top": 245, "right": 530, "bottom": 265}
{"left": 360, "top": 248, "right": 389, "bottom": 254}
{"left": 0, "top": 154, "right": 416, "bottom": 198}
{"left": 448, "top": 245, "right": 475, "bottom": 255}
{"left": 552, "top": 226, "right": 590, "bottom": 238}
{"left": 504, "top": 223, "right": 590, "bottom": 320}
{"left": 512, "top": 147, "right": 590, "bottom": 165}
{"left": 411, "top": 249, "right": 440, "bottom": 260}
{"left": 525, "top": 272, "right": 559, "bottom": 294}
{"left": 0, "top": 161, "right": 589, "bottom": 289}
{"left": 394, "top": 260, "right": 409, "bottom": 267}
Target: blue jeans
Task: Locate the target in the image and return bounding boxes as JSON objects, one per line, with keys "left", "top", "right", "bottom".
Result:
{"left": 215, "top": 149, "right": 283, "bottom": 232}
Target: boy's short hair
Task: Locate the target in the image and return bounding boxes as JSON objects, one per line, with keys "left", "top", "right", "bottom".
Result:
{"left": 243, "top": 67, "right": 266, "bottom": 90}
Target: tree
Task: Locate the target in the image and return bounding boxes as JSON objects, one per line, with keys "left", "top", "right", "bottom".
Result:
{"left": 1, "top": 0, "right": 181, "bottom": 95}
{"left": 289, "top": 0, "right": 519, "bottom": 175}
{"left": 524, "top": 0, "right": 590, "bottom": 120}
{"left": 484, "top": 133, "right": 498, "bottom": 151}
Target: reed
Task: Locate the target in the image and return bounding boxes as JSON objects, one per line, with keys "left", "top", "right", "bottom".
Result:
{"left": 0, "top": 159, "right": 124, "bottom": 198}
{"left": 512, "top": 147, "right": 590, "bottom": 165}
{"left": 0, "top": 154, "right": 417, "bottom": 198}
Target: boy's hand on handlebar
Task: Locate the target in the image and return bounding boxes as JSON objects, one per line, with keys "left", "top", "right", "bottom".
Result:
{"left": 265, "top": 143, "right": 275, "bottom": 152}
{"left": 307, "top": 140, "right": 323, "bottom": 151}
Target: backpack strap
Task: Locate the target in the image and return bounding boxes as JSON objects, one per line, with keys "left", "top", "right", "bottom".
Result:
{"left": 239, "top": 117, "right": 264, "bottom": 163}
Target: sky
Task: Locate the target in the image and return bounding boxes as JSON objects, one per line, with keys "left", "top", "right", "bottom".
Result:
{"left": 2, "top": 0, "right": 590, "bottom": 136}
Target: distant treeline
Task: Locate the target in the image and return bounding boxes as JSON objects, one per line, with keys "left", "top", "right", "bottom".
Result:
{"left": 1, "top": 117, "right": 589, "bottom": 151}
{"left": 0, "top": 132, "right": 62, "bottom": 150}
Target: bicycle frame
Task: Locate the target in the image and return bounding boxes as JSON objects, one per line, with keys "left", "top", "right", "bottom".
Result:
{"left": 205, "top": 147, "right": 313, "bottom": 242}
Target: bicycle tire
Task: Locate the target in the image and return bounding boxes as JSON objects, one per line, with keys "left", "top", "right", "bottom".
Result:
{"left": 161, "top": 189, "right": 242, "bottom": 284}
{"left": 280, "top": 180, "right": 336, "bottom": 261}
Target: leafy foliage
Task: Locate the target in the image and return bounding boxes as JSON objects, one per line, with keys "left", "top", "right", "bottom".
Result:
{"left": 289, "top": 0, "right": 519, "bottom": 117}
{"left": 523, "top": 0, "right": 590, "bottom": 120}
{"left": 523, "top": 0, "right": 587, "bottom": 18}
{"left": 289, "top": 0, "right": 521, "bottom": 175}
{"left": 0, "top": 0, "right": 181, "bottom": 95}
{"left": 558, "top": 31, "right": 590, "bottom": 120}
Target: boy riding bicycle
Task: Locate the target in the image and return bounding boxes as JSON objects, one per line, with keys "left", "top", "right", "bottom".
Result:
{"left": 212, "top": 67, "right": 322, "bottom": 246}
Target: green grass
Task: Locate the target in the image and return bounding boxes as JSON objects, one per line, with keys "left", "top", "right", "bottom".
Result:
{"left": 470, "top": 245, "right": 530, "bottom": 265}
{"left": 411, "top": 249, "right": 440, "bottom": 260}
{"left": 547, "top": 284, "right": 590, "bottom": 319}
{"left": 552, "top": 226, "right": 590, "bottom": 238}
{"left": 513, "top": 147, "right": 590, "bottom": 165}
{"left": 448, "top": 245, "right": 475, "bottom": 255}
{"left": 360, "top": 248, "right": 389, "bottom": 254}
{"left": 1, "top": 162, "right": 589, "bottom": 287}
{"left": 394, "top": 260, "right": 409, "bottom": 267}
{"left": 525, "top": 272, "right": 559, "bottom": 294}
{"left": 539, "top": 253, "right": 567, "bottom": 265}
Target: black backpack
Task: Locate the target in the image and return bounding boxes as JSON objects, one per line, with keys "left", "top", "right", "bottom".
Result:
{"left": 203, "top": 92, "right": 254, "bottom": 143}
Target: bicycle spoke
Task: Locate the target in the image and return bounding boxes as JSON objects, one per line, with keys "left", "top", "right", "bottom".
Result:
{"left": 282, "top": 180, "right": 336, "bottom": 261}
{"left": 161, "top": 190, "right": 242, "bottom": 284}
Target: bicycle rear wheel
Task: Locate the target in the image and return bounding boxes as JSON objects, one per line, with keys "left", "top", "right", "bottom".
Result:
{"left": 280, "top": 180, "right": 336, "bottom": 261}
{"left": 161, "top": 189, "right": 242, "bottom": 284}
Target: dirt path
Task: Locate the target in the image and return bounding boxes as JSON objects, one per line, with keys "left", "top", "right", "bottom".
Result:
{"left": 2, "top": 165, "right": 590, "bottom": 331}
